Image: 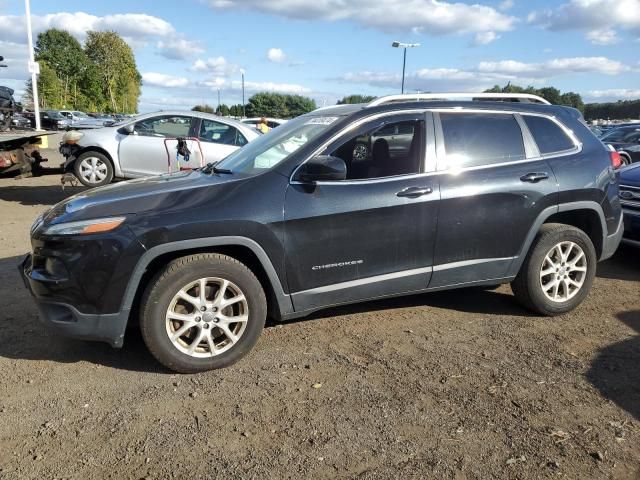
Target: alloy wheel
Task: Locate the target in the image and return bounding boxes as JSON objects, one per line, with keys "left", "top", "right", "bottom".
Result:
{"left": 165, "top": 277, "right": 249, "bottom": 358}
{"left": 539, "top": 241, "right": 587, "bottom": 303}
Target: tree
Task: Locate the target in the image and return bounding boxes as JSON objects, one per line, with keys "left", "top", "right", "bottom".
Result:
{"left": 85, "top": 31, "right": 141, "bottom": 113}
{"left": 216, "top": 104, "right": 230, "bottom": 116}
{"left": 585, "top": 100, "right": 640, "bottom": 121}
{"left": 228, "top": 104, "right": 244, "bottom": 117}
{"left": 35, "top": 29, "right": 88, "bottom": 107}
{"left": 192, "top": 104, "right": 215, "bottom": 113}
{"left": 484, "top": 84, "right": 584, "bottom": 112}
{"left": 245, "top": 92, "right": 316, "bottom": 118}
{"left": 337, "top": 94, "right": 376, "bottom": 104}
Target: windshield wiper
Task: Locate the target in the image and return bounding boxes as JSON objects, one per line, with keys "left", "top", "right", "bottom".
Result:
{"left": 201, "top": 163, "right": 232, "bottom": 175}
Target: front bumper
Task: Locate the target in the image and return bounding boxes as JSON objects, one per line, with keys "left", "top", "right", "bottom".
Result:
{"left": 20, "top": 254, "right": 128, "bottom": 348}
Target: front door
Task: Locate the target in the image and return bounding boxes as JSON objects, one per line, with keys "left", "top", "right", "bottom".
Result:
{"left": 430, "top": 110, "right": 558, "bottom": 287}
{"left": 197, "top": 118, "right": 247, "bottom": 164}
{"left": 283, "top": 112, "right": 440, "bottom": 312}
{"left": 118, "top": 114, "right": 198, "bottom": 176}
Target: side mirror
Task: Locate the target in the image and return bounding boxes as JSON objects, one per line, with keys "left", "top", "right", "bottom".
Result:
{"left": 297, "top": 155, "right": 347, "bottom": 183}
{"left": 120, "top": 123, "right": 135, "bottom": 135}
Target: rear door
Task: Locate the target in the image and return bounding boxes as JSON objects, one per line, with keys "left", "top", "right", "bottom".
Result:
{"left": 430, "top": 110, "right": 559, "bottom": 287}
{"left": 283, "top": 111, "right": 440, "bottom": 312}
{"left": 118, "top": 114, "right": 198, "bottom": 176}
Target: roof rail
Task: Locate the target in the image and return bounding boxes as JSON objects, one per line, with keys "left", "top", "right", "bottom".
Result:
{"left": 368, "top": 93, "right": 551, "bottom": 107}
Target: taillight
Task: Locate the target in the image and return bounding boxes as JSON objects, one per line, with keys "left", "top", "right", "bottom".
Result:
{"left": 610, "top": 151, "right": 623, "bottom": 170}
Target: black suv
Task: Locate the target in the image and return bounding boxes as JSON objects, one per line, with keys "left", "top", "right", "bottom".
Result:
{"left": 21, "top": 94, "right": 623, "bottom": 373}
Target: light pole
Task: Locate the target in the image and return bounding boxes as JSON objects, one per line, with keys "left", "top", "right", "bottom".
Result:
{"left": 25, "top": 0, "right": 41, "bottom": 130}
{"left": 391, "top": 41, "right": 420, "bottom": 94}
{"left": 239, "top": 69, "right": 245, "bottom": 118}
{"left": 217, "top": 88, "right": 220, "bottom": 113}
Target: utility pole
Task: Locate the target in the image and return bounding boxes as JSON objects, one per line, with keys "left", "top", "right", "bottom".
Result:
{"left": 25, "top": 0, "right": 41, "bottom": 130}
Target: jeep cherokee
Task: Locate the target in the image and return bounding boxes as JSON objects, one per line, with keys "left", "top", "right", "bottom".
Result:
{"left": 21, "top": 93, "right": 624, "bottom": 373}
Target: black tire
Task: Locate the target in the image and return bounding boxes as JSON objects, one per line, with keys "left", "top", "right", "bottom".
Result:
{"left": 140, "top": 253, "right": 267, "bottom": 373}
{"left": 511, "top": 223, "right": 597, "bottom": 316}
{"left": 73, "top": 151, "right": 114, "bottom": 187}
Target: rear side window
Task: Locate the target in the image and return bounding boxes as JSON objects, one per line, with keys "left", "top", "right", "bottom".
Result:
{"left": 440, "top": 113, "right": 525, "bottom": 169}
{"left": 523, "top": 115, "right": 575, "bottom": 155}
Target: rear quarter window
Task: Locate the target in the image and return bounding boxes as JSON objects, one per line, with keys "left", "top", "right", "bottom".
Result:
{"left": 523, "top": 115, "right": 575, "bottom": 155}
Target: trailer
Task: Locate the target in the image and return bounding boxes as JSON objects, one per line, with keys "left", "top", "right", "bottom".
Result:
{"left": 0, "top": 131, "right": 53, "bottom": 178}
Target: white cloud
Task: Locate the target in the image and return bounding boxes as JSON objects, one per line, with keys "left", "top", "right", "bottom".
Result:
{"left": 478, "top": 57, "right": 632, "bottom": 76}
{"left": 208, "top": 0, "right": 516, "bottom": 38}
{"left": 586, "top": 28, "right": 619, "bottom": 45}
{"left": 239, "top": 80, "right": 310, "bottom": 94}
{"left": 157, "top": 38, "right": 205, "bottom": 60}
{"left": 191, "top": 57, "right": 239, "bottom": 77}
{"left": 338, "top": 56, "right": 635, "bottom": 93}
{"left": 474, "top": 31, "right": 500, "bottom": 45}
{"left": 267, "top": 48, "right": 286, "bottom": 63}
{"left": 585, "top": 89, "right": 640, "bottom": 101}
{"left": 142, "top": 72, "right": 190, "bottom": 88}
{"left": 528, "top": 0, "right": 640, "bottom": 44}
{"left": 0, "top": 12, "right": 174, "bottom": 45}
{"left": 499, "top": 0, "right": 514, "bottom": 11}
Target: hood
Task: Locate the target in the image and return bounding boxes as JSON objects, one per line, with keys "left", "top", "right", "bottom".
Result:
{"left": 44, "top": 170, "right": 243, "bottom": 224}
{"left": 620, "top": 162, "right": 640, "bottom": 187}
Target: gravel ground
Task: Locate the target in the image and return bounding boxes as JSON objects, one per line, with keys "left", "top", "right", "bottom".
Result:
{"left": 0, "top": 172, "right": 638, "bottom": 479}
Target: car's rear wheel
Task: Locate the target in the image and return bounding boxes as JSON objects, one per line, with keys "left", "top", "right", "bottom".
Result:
{"left": 511, "top": 224, "right": 596, "bottom": 316}
{"left": 73, "top": 151, "right": 114, "bottom": 187}
{"left": 140, "top": 253, "right": 267, "bottom": 373}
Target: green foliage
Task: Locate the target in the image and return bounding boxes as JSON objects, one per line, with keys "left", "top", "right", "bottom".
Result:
{"left": 228, "top": 104, "right": 244, "bottom": 117}
{"left": 35, "top": 29, "right": 89, "bottom": 108}
{"left": 245, "top": 92, "right": 316, "bottom": 118}
{"left": 216, "top": 104, "right": 230, "bottom": 116}
{"left": 337, "top": 94, "right": 376, "bottom": 104}
{"left": 585, "top": 100, "right": 640, "bottom": 121}
{"left": 27, "top": 28, "right": 141, "bottom": 113}
{"left": 192, "top": 104, "right": 215, "bottom": 113}
{"left": 86, "top": 31, "right": 140, "bottom": 113}
{"left": 484, "top": 84, "right": 584, "bottom": 112}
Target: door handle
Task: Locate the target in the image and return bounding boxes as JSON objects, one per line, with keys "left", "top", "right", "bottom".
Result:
{"left": 520, "top": 172, "right": 549, "bottom": 183}
{"left": 396, "top": 186, "right": 433, "bottom": 198}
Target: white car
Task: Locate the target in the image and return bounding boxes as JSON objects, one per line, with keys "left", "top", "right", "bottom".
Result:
{"left": 61, "top": 111, "right": 260, "bottom": 187}
{"left": 241, "top": 117, "right": 288, "bottom": 129}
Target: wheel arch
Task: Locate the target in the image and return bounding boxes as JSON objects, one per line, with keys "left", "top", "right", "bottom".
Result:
{"left": 507, "top": 202, "right": 607, "bottom": 277}
{"left": 64, "top": 146, "right": 114, "bottom": 172}
{"left": 122, "top": 237, "right": 293, "bottom": 331}
{"left": 618, "top": 151, "right": 632, "bottom": 165}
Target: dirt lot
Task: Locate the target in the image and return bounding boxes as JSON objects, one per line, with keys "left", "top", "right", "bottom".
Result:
{"left": 0, "top": 172, "right": 638, "bottom": 479}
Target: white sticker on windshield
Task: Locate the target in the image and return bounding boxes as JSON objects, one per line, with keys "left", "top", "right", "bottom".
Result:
{"left": 305, "top": 116, "right": 338, "bottom": 125}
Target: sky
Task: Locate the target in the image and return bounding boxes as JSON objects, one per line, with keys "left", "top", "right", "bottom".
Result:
{"left": 0, "top": 0, "right": 639, "bottom": 112}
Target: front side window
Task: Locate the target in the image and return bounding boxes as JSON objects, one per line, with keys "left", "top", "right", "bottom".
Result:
{"left": 134, "top": 115, "right": 192, "bottom": 138}
{"left": 440, "top": 112, "right": 526, "bottom": 169}
{"left": 327, "top": 119, "right": 423, "bottom": 180}
{"left": 199, "top": 119, "right": 245, "bottom": 146}
{"left": 523, "top": 115, "right": 575, "bottom": 154}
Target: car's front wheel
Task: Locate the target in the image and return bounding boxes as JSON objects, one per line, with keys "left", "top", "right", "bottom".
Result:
{"left": 511, "top": 224, "right": 596, "bottom": 316}
{"left": 73, "top": 151, "right": 114, "bottom": 187}
{"left": 140, "top": 253, "right": 267, "bottom": 373}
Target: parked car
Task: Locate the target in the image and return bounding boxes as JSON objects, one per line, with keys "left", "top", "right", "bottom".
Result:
{"left": 600, "top": 126, "right": 640, "bottom": 165}
{"left": 32, "top": 110, "right": 72, "bottom": 130}
{"left": 11, "top": 112, "right": 31, "bottom": 129}
{"left": 60, "top": 111, "right": 260, "bottom": 187}
{"left": 22, "top": 93, "right": 623, "bottom": 373}
{"left": 73, "top": 115, "right": 116, "bottom": 130}
{"left": 241, "top": 117, "right": 287, "bottom": 129}
{"left": 619, "top": 162, "right": 640, "bottom": 247}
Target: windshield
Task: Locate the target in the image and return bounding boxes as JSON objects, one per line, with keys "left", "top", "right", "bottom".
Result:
{"left": 602, "top": 128, "right": 640, "bottom": 143}
{"left": 215, "top": 114, "right": 341, "bottom": 176}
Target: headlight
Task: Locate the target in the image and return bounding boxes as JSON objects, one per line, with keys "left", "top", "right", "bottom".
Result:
{"left": 42, "top": 216, "right": 126, "bottom": 235}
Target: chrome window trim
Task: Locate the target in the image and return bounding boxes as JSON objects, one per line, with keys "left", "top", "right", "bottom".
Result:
{"left": 289, "top": 109, "right": 430, "bottom": 185}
